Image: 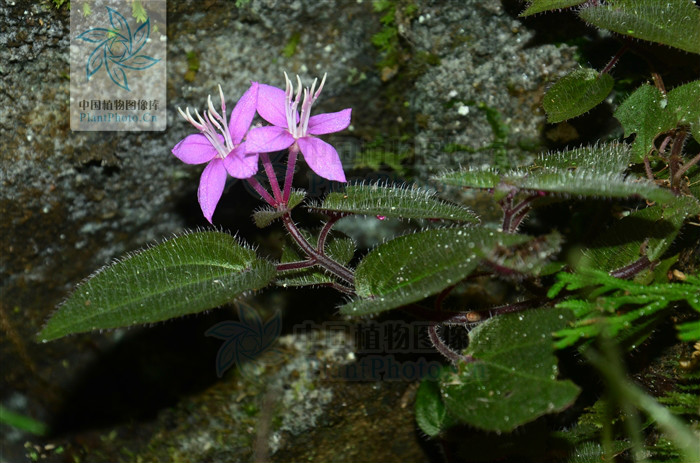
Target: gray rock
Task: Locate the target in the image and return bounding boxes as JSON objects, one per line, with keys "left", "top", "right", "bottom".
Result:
{"left": 407, "top": 0, "right": 577, "bottom": 177}
{"left": 0, "top": 0, "right": 377, "bottom": 457}
{"left": 1, "top": 0, "right": 579, "bottom": 460}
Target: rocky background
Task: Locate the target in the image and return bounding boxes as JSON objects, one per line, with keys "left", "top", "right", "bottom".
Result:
{"left": 1, "top": 0, "right": 580, "bottom": 461}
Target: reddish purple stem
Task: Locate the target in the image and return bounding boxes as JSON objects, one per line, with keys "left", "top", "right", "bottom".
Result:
{"left": 610, "top": 256, "right": 651, "bottom": 280}
{"left": 283, "top": 144, "right": 299, "bottom": 204}
{"left": 428, "top": 323, "right": 475, "bottom": 364}
{"left": 282, "top": 212, "right": 355, "bottom": 285}
{"left": 260, "top": 153, "right": 282, "bottom": 204}
{"left": 246, "top": 177, "right": 275, "bottom": 206}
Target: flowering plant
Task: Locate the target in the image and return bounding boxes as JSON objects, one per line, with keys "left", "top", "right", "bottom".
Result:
{"left": 40, "top": 47, "right": 700, "bottom": 458}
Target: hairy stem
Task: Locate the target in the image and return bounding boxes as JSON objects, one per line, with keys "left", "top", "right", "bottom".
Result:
{"left": 276, "top": 260, "right": 316, "bottom": 272}
{"left": 261, "top": 153, "right": 283, "bottom": 204}
{"left": 674, "top": 152, "right": 700, "bottom": 187}
{"left": 282, "top": 144, "right": 299, "bottom": 204}
{"left": 651, "top": 71, "right": 667, "bottom": 96}
{"left": 669, "top": 129, "right": 687, "bottom": 193}
{"left": 657, "top": 134, "right": 673, "bottom": 157}
{"left": 502, "top": 192, "right": 539, "bottom": 233}
{"left": 282, "top": 212, "right": 355, "bottom": 286}
{"left": 428, "top": 323, "right": 475, "bottom": 364}
{"left": 327, "top": 282, "right": 355, "bottom": 295}
{"left": 499, "top": 188, "right": 516, "bottom": 232}
{"left": 610, "top": 256, "right": 651, "bottom": 280}
{"left": 601, "top": 43, "right": 629, "bottom": 75}
{"left": 316, "top": 214, "right": 344, "bottom": 253}
{"left": 246, "top": 177, "right": 275, "bottom": 206}
{"left": 643, "top": 155, "right": 654, "bottom": 181}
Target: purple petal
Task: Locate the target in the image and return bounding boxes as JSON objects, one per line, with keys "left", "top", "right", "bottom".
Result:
{"left": 172, "top": 133, "right": 218, "bottom": 164}
{"left": 246, "top": 126, "right": 295, "bottom": 153}
{"left": 198, "top": 158, "right": 227, "bottom": 223}
{"left": 256, "top": 84, "right": 292, "bottom": 128}
{"left": 307, "top": 108, "right": 352, "bottom": 135}
{"left": 297, "top": 136, "right": 346, "bottom": 182}
{"left": 228, "top": 82, "right": 258, "bottom": 145}
{"left": 223, "top": 144, "right": 259, "bottom": 179}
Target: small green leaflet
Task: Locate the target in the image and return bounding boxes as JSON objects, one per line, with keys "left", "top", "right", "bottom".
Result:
{"left": 440, "top": 308, "right": 580, "bottom": 432}
{"left": 252, "top": 190, "right": 305, "bottom": 228}
{"left": 668, "top": 80, "right": 700, "bottom": 143}
{"left": 519, "top": 0, "right": 587, "bottom": 17}
{"left": 38, "top": 231, "right": 275, "bottom": 341}
{"left": 339, "top": 228, "right": 532, "bottom": 316}
{"left": 415, "top": 372, "right": 452, "bottom": 437}
{"left": 543, "top": 68, "right": 614, "bottom": 123}
{"left": 579, "top": 0, "right": 700, "bottom": 55}
{"left": 614, "top": 85, "right": 678, "bottom": 162}
{"left": 310, "top": 183, "right": 479, "bottom": 223}
{"left": 582, "top": 195, "right": 700, "bottom": 271}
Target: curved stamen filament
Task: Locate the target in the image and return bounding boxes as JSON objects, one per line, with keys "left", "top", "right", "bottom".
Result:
{"left": 216, "top": 86, "right": 234, "bottom": 150}
{"left": 177, "top": 88, "right": 236, "bottom": 160}
{"left": 283, "top": 73, "right": 328, "bottom": 138}
{"left": 201, "top": 111, "right": 228, "bottom": 159}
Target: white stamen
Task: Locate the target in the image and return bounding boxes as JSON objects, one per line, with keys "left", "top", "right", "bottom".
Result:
{"left": 314, "top": 73, "right": 327, "bottom": 100}
{"left": 178, "top": 86, "right": 238, "bottom": 160}
{"left": 207, "top": 95, "right": 222, "bottom": 123}
{"left": 218, "top": 85, "right": 226, "bottom": 116}
{"left": 309, "top": 77, "right": 318, "bottom": 100}
{"left": 295, "top": 75, "right": 302, "bottom": 106}
{"left": 282, "top": 72, "right": 328, "bottom": 138}
{"left": 284, "top": 71, "right": 292, "bottom": 96}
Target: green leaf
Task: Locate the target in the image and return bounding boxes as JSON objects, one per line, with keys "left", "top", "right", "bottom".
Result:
{"left": 340, "top": 228, "right": 532, "bottom": 316}
{"left": 579, "top": 0, "right": 700, "bottom": 54}
{"left": 484, "top": 231, "right": 563, "bottom": 276}
{"left": 415, "top": 375, "right": 451, "bottom": 437}
{"left": 583, "top": 196, "right": 700, "bottom": 271}
{"left": 667, "top": 80, "right": 700, "bottom": 143}
{"left": 511, "top": 169, "right": 674, "bottom": 203}
{"left": 434, "top": 145, "right": 671, "bottom": 204}
{"left": 441, "top": 308, "right": 580, "bottom": 432}
{"left": 252, "top": 190, "right": 306, "bottom": 228}
{"left": 531, "top": 142, "right": 631, "bottom": 174}
{"left": 432, "top": 168, "right": 502, "bottom": 194}
{"left": 645, "top": 196, "right": 700, "bottom": 261}
{"left": 543, "top": 68, "right": 614, "bottom": 123}
{"left": 615, "top": 85, "right": 681, "bottom": 162}
{"left": 311, "top": 183, "right": 479, "bottom": 223}
{"left": 38, "top": 231, "right": 275, "bottom": 341}
{"left": 519, "top": 0, "right": 586, "bottom": 17}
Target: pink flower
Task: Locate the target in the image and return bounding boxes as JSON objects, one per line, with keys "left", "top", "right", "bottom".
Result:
{"left": 246, "top": 73, "right": 351, "bottom": 182}
{"left": 172, "top": 83, "right": 259, "bottom": 223}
